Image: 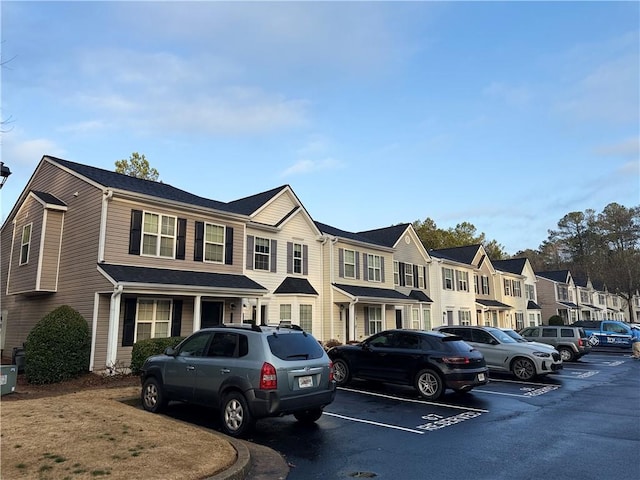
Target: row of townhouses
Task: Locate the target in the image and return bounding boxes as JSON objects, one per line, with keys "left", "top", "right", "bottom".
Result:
{"left": 1, "top": 156, "right": 638, "bottom": 372}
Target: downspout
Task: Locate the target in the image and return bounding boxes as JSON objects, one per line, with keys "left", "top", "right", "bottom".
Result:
{"left": 105, "top": 284, "right": 123, "bottom": 374}
{"left": 329, "top": 236, "right": 338, "bottom": 340}
{"left": 98, "top": 190, "right": 113, "bottom": 263}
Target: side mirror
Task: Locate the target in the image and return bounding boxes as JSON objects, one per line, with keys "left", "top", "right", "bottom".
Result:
{"left": 164, "top": 346, "right": 177, "bottom": 356}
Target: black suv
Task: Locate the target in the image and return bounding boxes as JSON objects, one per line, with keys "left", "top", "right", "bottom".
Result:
{"left": 140, "top": 324, "right": 336, "bottom": 437}
{"left": 327, "top": 329, "right": 488, "bottom": 400}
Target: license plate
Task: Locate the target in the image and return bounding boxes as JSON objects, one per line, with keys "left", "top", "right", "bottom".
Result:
{"left": 298, "top": 375, "right": 313, "bottom": 388}
{"left": 478, "top": 373, "right": 486, "bottom": 382}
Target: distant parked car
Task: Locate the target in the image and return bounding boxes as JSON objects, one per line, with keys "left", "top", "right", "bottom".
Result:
{"left": 519, "top": 325, "right": 591, "bottom": 362}
{"left": 140, "top": 324, "right": 336, "bottom": 437}
{"left": 572, "top": 320, "right": 640, "bottom": 348}
{"left": 326, "top": 329, "right": 489, "bottom": 400}
{"left": 434, "top": 326, "right": 562, "bottom": 381}
{"left": 501, "top": 328, "right": 560, "bottom": 351}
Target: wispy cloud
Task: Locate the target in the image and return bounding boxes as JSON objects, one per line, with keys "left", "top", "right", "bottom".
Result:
{"left": 280, "top": 158, "right": 343, "bottom": 177}
{"left": 593, "top": 137, "right": 640, "bottom": 158}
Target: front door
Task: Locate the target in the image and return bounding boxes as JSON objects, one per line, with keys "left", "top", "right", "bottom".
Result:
{"left": 201, "top": 301, "right": 223, "bottom": 328}
{"left": 395, "top": 309, "right": 403, "bottom": 329}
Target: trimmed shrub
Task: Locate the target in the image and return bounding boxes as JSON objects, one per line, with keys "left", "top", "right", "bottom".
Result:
{"left": 25, "top": 305, "right": 91, "bottom": 385}
{"left": 130, "top": 336, "right": 184, "bottom": 375}
{"left": 322, "top": 339, "right": 342, "bottom": 351}
{"left": 548, "top": 315, "right": 564, "bottom": 326}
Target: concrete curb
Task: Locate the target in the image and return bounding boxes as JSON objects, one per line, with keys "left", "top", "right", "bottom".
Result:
{"left": 207, "top": 437, "right": 252, "bottom": 480}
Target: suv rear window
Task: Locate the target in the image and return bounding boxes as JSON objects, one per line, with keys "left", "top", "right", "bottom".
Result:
{"left": 561, "top": 329, "right": 575, "bottom": 338}
{"left": 267, "top": 333, "right": 325, "bottom": 361}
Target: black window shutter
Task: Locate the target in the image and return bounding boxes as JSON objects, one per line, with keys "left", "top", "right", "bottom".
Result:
{"left": 129, "top": 210, "right": 142, "bottom": 255}
{"left": 122, "top": 298, "right": 137, "bottom": 347}
{"left": 355, "top": 252, "right": 360, "bottom": 280}
{"left": 287, "top": 242, "right": 293, "bottom": 274}
{"left": 194, "top": 221, "right": 204, "bottom": 262}
{"left": 176, "top": 218, "right": 186, "bottom": 260}
{"left": 303, "top": 245, "right": 308, "bottom": 275}
{"left": 338, "top": 248, "right": 344, "bottom": 278}
{"left": 423, "top": 266, "right": 428, "bottom": 289}
{"left": 399, "top": 262, "right": 406, "bottom": 286}
{"left": 381, "top": 257, "right": 385, "bottom": 282}
{"left": 171, "top": 300, "right": 183, "bottom": 337}
{"left": 246, "top": 235, "right": 254, "bottom": 269}
{"left": 363, "top": 254, "right": 368, "bottom": 281}
{"left": 413, "top": 265, "right": 419, "bottom": 286}
{"left": 225, "top": 227, "right": 234, "bottom": 265}
{"left": 270, "top": 239, "right": 277, "bottom": 272}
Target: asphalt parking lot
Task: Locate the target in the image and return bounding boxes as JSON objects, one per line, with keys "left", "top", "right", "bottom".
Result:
{"left": 241, "top": 350, "right": 640, "bottom": 480}
{"left": 159, "top": 349, "right": 639, "bottom": 479}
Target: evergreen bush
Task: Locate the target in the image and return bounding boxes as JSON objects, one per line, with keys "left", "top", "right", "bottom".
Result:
{"left": 130, "top": 336, "right": 184, "bottom": 374}
{"left": 548, "top": 315, "right": 564, "bottom": 326}
{"left": 25, "top": 305, "right": 91, "bottom": 385}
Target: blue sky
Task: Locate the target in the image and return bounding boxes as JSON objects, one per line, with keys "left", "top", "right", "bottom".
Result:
{"left": 1, "top": 1, "right": 638, "bottom": 255}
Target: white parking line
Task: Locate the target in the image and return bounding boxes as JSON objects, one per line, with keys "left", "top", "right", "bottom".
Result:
{"left": 338, "top": 386, "right": 490, "bottom": 413}
{"left": 323, "top": 411, "right": 426, "bottom": 435}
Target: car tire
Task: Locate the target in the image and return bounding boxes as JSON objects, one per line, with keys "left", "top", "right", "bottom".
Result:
{"left": 220, "top": 391, "right": 254, "bottom": 438}
{"left": 332, "top": 359, "right": 351, "bottom": 386}
{"left": 558, "top": 347, "right": 575, "bottom": 362}
{"left": 512, "top": 357, "right": 536, "bottom": 381}
{"left": 294, "top": 408, "right": 323, "bottom": 425}
{"left": 141, "top": 377, "right": 167, "bottom": 413}
{"left": 415, "top": 369, "right": 444, "bottom": 400}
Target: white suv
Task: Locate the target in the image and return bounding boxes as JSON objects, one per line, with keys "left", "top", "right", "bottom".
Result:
{"left": 434, "top": 326, "right": 562, "bottom": 381}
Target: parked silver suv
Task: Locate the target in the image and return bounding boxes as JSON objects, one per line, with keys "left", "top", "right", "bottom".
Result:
{"left": 140, "top": 324, "right": 336, "bottom": 437}
{"left": 519, "top": 325, "right": 591, "bottom": 362}
{"left": 434, "top": 325, "right": 562, "bottom": 381}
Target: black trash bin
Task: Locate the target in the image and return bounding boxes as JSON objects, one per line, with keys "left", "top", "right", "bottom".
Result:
{"left": 12, "top": 346, "right": 25, "bottom": 373}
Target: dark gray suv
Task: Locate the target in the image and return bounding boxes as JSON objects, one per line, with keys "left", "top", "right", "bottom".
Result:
{"left": 140, "top": 324, "right": 336, "bottom": 437}
{"left": 519, "top": 326, "right": 591, "bottom": 362}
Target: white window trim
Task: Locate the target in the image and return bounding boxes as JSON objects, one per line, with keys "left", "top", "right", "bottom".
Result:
{"left": 135, "top": 298, "right": 173, "bottom": 342}
{"left": 20, "top": 223, "right": 33, "bottom": 265}
{"left": 367, "top": 254, "right": 382, "bottom": 283}
{"left": 141, "top": 211, "right": 177, "bottom": 259}
{"left": 405, "top": 262, "right": 414, "bottom": 287}
{"left": 254, "top": 236, "right": 271, "bottom": 271}
{"left": 293, "top": 243, "right": 303, "bottom": 274}
{"left": 204, "top": 222, "right": 226, "bottom": 264}
{"left": 344, "top": 249, "right": 356, "bottom": 279}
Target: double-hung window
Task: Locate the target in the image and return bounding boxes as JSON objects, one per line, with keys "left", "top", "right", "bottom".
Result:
{"left": 404, "top": 262, "right": 414, "bottom": 287}
{"left": 279, "top": 304, "right": 292, "bottom": 325}
{"left": 526, "top": 284, "right": 535, "bottom": 300}
{"left": 368, "top": 306, "right": 383, "bottom": 334}
{"left": 458, "top": 310, "right": 472, "bottom": 325}
{"left": 292, "top": 243, "right": 303, "bottom": 274}
{"left": 417, "top": 266, "right": 425, "bottom": 289}
{"left": 512, "top": 280, "right": 522, "bottom": 297}
{"left": 344, "top": 249, "right": 356, "bottom": 278}
{"left": 481, "top": 276, "right": 490, "bottom": 295}
{"left": 474, "top": 275, "right": 480, "bottom": 294}
{"left": 443, "top": 267, "right": 454, "bottom": 290}
{"left": 393, "top": 261, "right": 400, "bottom": 286}
{"left": 142, "top": 212, "right": 176, "bottom": 258}
{"left": 20, "top": 223, "right": 32, "bottom": 265}
{"left": 204, "top": 223, "right": 225, "bottom": 263}
{"left": 456, "top": 270, "right": 469, "bottom": 291}
{"left": 300, "top": 305, "right": 312, "bottom": 332}
{"left": 504, "top": 278, "right": 511, "bottom": 296}
{"left": 136, "top": 299, "right": 171, "bottom": 342}
{"left": 254, "top": 237, "right": 270, "bottom": 271}
{"left": 367, "top": 254, "right": 382, "bottom": 282}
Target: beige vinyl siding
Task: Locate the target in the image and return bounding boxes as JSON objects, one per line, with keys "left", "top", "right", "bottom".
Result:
{"left": 103, "top": 197, "right": 245, "bottom": 274}
{"left": 39, "top": 210, "right": 64, "bottom": 291}
{"left": 1, "top": 161, "right": 112, "bottom": 356}
{"left": 251, "top": 190, "right": 296, "bottom": 225}
{"left": 7, "top": 197, "right": 42, "bottom": 294}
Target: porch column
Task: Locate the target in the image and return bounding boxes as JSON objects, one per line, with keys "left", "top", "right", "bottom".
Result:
{"left": 105, "top": 285, "right": 123, "bottom": 371}
{"left": 193, "top": 295, "right": 202, "bottom": 332}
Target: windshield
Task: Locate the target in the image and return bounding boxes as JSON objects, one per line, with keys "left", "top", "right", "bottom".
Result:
{"left": 503, "top": 329, "right": 528, "bottom": 343}
{"left": 485, "top": 327, "right": 517, "bottom": 344}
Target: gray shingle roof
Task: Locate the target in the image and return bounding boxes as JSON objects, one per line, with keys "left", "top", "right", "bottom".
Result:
{"left": 225, "top": 185, "right": 289, "bottom": 215}
{"left": 314, "top": 221, "right": 390, "bottom": 247}
{"left": 98, "top": 264, "right": 267, "bottom": 291}
{"left": 333, "top": 283, "right": 414, "bottom": 302}
{"left": 31, "top": 191, "right": 66, "bottom": 207}
{"left": 429, "top": 244, "right": 482, "bottom": 265}
{"left": 537, "top": 270, "right": 571, "bottom": 283}
{"left": 356, "top": 223, "right": 411, "bottom": 248}
{"left": 273, "top": 277, "right": 318, "bottom": 295}
{"left": 492, "top": 258, "right": 527, "bottom": 275}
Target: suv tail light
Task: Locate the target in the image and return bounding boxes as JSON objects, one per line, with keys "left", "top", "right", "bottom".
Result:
{"left": 578, "top": 338, "right": 584, "bottom": 347}
{"left": 329, "top": 361, "right": 334, "bottom": 382}
{"left": 260, "top": 362, "right": 277, "bottom": 390}
{"left": 442, "top": 356, "right": 471, "bottom": 365}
